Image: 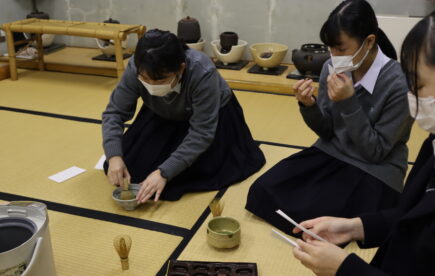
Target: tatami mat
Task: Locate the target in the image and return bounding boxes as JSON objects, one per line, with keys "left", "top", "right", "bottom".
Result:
{"left": 0, "top": 110, "right": 217, "bottom": 229}
{"left": 178, "top": 144, "right": 378, "bottom": 276}
{"left": 0, "top": 67, "right": 428, "bottom": 276}
{"left": 0, "top": 69, "right": 118, "bottom": 119}
{"left": 0, "top": 200, "right": 180, "bottom": 275}
{"left": 48, "top": 210, "right": 181, "bottom": 276}
{"left": 0, "top": 70, "right": 427, "bottom": 163}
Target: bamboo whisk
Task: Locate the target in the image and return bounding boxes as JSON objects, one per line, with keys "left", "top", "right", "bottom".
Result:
{"left": 114, "top": 235, "right": 132, "bottom": 270}
{"left": 120, "top": 178, "right": 135, "bottom": 200}
{"left": 209, "top": 198, "right": 224, "bottom": 217}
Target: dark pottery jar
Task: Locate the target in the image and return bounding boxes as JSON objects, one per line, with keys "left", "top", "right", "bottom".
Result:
{"left": 177, "top": 16, "right": 201, "bottom": 43}
{"left": 219, "top": 32, "right": 238, "bottom": 54}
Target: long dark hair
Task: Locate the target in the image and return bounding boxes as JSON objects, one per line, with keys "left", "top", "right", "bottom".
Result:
{"left": 401, "top": 11, "right": 435, "bottom": 97}
{"left": 134, "top": 29, "right": 188, "bottom": 80}
{"left": 320, "top": 0, "right": 397, "bottom": 60}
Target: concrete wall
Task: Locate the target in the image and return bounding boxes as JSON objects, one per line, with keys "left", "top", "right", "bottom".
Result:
{"left": 1, "top": 0, "right": 434, "bottom": 62}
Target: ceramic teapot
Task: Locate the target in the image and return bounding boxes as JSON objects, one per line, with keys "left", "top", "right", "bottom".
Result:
{"left": 177, "top": 16, "right": 201, "bottom": 43}
{"left": 292, "top": 44, "right": 330, "bottom": 76}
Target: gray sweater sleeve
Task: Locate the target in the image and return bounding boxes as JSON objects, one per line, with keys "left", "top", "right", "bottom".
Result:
{"left": 102, "top": 61, "right": 140, "bottom": 159}
{"left": 334, "top": 72, "right": 412, "bottom": 163}
{"left": 299, "top": 63, "right": 334, "bottom": 139}
{"left": 158, "top": 67, "right": 222, "bottom": 180}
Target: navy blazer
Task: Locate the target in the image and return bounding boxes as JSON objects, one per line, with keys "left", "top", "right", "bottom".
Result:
{"left": 337, "top": 134, "right": 435, "bottom": 276}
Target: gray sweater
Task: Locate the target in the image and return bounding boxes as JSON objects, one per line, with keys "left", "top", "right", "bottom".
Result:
{"left": 300, "top": 60, "right": 413, "bottom": 192}
{"left": 102, "top": 49, "right": 232, "bottom": 180}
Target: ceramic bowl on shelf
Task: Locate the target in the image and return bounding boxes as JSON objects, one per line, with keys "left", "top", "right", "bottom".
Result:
{"left": 250, "top": 42, "right": 288, "bottom": 70}
{"left": 211, "top": 39, "right": 247, "bottom": 65}
{"left": 186, "top": 39, "right": 206, "bottom": 51}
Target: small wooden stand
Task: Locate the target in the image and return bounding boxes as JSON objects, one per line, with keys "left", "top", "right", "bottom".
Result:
{"left": 0, "top": 18, "right": 146, "bottom": 80}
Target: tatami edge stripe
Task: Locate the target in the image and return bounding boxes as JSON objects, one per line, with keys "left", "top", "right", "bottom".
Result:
{"left": 256, "top": 140, "right": 308, "bottom": 150}
{"left": 0, "top": 106, "right": 103, "bottom": 124}
{"left": 156, "top": 188, "right": 228, "bottom": 276}
{"left": 0, "top": 192, "right": 189, "bottom": 237}
{"left": 0, "top": 106, "right": 417, "bottom": 166}
{"left": 0, "top": 106, "right": 131, "bottom": 127}
{"left": 234, "top": 88, "right": 296, "bottom": 97}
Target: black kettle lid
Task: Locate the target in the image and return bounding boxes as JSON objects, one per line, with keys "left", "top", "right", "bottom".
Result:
{"left": 26, "top": 11, "right": 49, "bottom": 19}
{"left": 104, "top": 18, "right": 120, "bottom": 24}
{"left": 179, "top": 16, "right": 198, "bottom": 23}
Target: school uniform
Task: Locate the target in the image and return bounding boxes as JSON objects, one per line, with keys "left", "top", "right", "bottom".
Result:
{"left": 102, "top": 49, "right": 265, "bottom": 200}
{"left": 246, "top": 47, "right": 413, "bottom": 235}
{"left": 338, "top": 135, "right": 435, "bottom": 276}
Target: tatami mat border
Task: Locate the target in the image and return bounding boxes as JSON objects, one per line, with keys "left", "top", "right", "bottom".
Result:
{"left": 0, "top": 192, "right": 190, "bottom": 237}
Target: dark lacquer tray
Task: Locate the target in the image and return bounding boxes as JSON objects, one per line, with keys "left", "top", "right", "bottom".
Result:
{"left": 166, "top": 260, "right": 258, "bottom": 276}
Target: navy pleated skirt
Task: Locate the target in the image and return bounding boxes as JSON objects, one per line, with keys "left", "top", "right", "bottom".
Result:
{"left": 105, "top": 93, "right": 265, "bottom": 201}
{"left": 245, "top": 147, "right": 399, "bottom": 236}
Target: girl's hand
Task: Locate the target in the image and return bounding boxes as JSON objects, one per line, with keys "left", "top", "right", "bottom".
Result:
{"left": 293, "top": 217, "right": 364, "bottom": 245}
{"left": 327, "top": 73, "right": 354, "bottom": 102}
{"left": 293, "top": 239, "right": 349, "bottom": 276}
{"left": 136, "top": 169, "right": 167, "bottom": 203}
{"left": 107, "top": 156, "right": 131, "bottom": 189}
{"left": 294, "top": 79, "right": 316, "bottom": 107}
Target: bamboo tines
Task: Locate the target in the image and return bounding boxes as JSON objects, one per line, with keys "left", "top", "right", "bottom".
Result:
{"left": 114, "top": 235, "right": 132, "bottom": 270}
{"left": 209, "top": 198, "right": 224, "bottom": 217}
{"left": 120, "top": 178, "right": 134, "bottom": 200}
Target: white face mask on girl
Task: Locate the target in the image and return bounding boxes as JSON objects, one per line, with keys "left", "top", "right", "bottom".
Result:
{"left": 407, "top": 91, "right": 435, "bottom": 134}
{"left": 138, "top": 76, "right": 177, "bottom": 97}
{"left": 330, "top": 40, "right": 370, "bottom": 74}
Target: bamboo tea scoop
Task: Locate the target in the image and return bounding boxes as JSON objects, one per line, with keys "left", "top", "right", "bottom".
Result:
{"left": 120, "top": 178, "right": 135, "bottom": 200}
{"left": 114, "top": 235, "right": 132, "bottom": 270}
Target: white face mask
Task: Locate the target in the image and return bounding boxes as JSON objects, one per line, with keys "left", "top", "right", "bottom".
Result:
{"left": 408, "top": 91, "right": 435, "bottom": 134}
{"left": 138, "top": 76, "right": 177, "bottom": 97}
{"left": 330, "top": 40, "right": 370, "bottom": 74}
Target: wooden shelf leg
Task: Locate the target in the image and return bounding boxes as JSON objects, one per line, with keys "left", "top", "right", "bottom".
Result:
{"left": 4, "top": 27, "right": 18, "bottom": 80}
{"left": 35, "top": 34, "right": 45, "bottom": 71}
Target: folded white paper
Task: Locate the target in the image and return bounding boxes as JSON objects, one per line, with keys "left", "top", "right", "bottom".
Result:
{"left": 276, "top": 209, "right": 327, "bottom": 242}
{"left": 48, "top": 166, "right": 86, "bottom": 183}
{"left": 271, "top": 228, "right": 300, "bottom": 248}
{"left": 94, "top": 155, "right": 106, "bottom": 170}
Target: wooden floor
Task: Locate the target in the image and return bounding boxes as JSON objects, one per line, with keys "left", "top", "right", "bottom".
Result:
{"left": 0, "top": 53, "right": 427, "bottom": 275}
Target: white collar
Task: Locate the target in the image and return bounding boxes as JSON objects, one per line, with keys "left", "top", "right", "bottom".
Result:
{"left": 353, "top": 45, "right": 390, "bottom": 94}
{"left": 172, "top": 81, "right": 182, "bottom": 94}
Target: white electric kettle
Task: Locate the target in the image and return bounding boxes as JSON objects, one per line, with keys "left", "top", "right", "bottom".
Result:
{"left": 0, "top": 201, "right": 56, "bottom": 276}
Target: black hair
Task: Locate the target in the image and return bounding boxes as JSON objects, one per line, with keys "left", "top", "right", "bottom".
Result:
{"left": 134, "top": 29, "right": 188, "bottom": 80}
{"left": 401, "top": 11, "right": 435, "bottom": 97}
{"left": 320, "top": 0, "right": 397, "bottom": 60}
